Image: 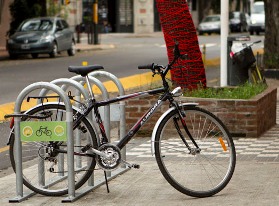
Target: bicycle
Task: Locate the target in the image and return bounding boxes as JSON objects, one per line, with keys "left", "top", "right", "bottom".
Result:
{"left": 35, "top": 126, "right": 52, "bottom": 137}
{"left": 232, "top": 40, "right": 266, "bottom": 84}
{"left": 6, "top": 42, "right": 236, "bottom": 198}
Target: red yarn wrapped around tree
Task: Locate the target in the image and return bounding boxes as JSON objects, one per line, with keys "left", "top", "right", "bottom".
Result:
{"left": 155, "top": 0, "right": 206, "bottom": 89}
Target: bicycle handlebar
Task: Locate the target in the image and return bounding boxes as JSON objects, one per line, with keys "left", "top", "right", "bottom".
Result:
{"left": 244, "top": 40, "right": 262, "bottom": 48}
{"left": 138, "top": 41, "right": 187, "bottom": 75}
{"left": 138, "top": 63, "right": 154, "bottom": 70}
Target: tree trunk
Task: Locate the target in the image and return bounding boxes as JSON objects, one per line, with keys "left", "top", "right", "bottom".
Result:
{"left": 156, "top": 0, "right": 206, "bottom": 89}
{"left": 264, "top": 0, "right": 279, "bottom": 68}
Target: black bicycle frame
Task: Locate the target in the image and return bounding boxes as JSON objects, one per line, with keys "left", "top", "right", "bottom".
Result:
{"left": 73, "top": 86, "right": 174, "bottom": 150}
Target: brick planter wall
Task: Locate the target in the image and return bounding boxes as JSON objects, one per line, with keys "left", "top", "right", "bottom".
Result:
{"left": 125, "top": 87, "right": 277, "bottom": 138}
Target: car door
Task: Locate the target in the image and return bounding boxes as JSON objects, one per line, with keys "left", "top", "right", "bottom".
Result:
{"left": 60, "top": 19, "right": 73, "bottom": 50}
{"left": 54, "top": 19, "right": 66, "bottom": 51}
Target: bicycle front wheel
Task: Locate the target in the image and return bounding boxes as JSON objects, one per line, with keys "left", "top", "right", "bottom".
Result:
{"left": 154, "top": 106, "right": 236, "bottom": 198}
{"left": 9, "top": 103, "right": 98, "bottom": 196}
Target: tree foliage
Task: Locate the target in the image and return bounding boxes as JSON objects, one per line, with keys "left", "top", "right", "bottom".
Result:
{"left": 8, "top": 0, "right": 46, "bottom": 36}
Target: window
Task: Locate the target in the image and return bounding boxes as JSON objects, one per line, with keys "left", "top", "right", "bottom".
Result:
{"left": 61, "top": 20, "right": 69, "bottom": 29}
{"left": 20, "top": 20, "right": 53, "bottom": 31}
{"left": 56, "top": 20, "right": 63, "bottom": 30}
{"left": 192, "top": 0, "right": 197, "bottom": 11}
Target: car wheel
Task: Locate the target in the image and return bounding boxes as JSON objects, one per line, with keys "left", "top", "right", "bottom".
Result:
{"left": 67, "top": 40, "right": 76, "bottom": 56}
{"left": 31, "top": 54, "right": 39, "bottom": 59}
{"left": 244, "top": 25, "right": 248, "bottom": 32}
{"left": 249, "top": 30, "right": 254, "bottom": 35}
{"left": 256, "top": 31, "right": 260, "bottom": 35}
{"left": 239, "top": 25, "right": 244, "bottom": 33}
{"left": 49, "top": 42, "right": 58, "bottom": 58}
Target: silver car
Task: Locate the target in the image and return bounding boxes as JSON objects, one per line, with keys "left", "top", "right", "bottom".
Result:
{"left": 198, "top": 15, "right": 221, "bottom": 35}
{"left": 7, "top": 17, "right": 75, "bottom": 59}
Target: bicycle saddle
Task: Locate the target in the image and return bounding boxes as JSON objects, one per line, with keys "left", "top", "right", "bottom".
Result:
{"left": 68, "top": 64, "right": 104, "bottom": 76}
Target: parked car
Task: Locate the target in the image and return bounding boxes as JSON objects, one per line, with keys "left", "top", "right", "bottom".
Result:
{"left": 7, "top": 17, "right": 76, "bottom": 59}
{"left": 249, "top": 1, "right": 265, "bottom": 35}
{"left": 198, "top": 15, "right": 221, "bottom": 35}
{"left": 229, "top": 11, "right": 249, "bottom": 32}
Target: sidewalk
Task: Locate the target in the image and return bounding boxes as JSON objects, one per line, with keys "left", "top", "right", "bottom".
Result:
{"left": 0, "top": 77, "right": 279, "bottom": 206}
{"left": 0, "top": 134, "right": 278, "bottom": 206}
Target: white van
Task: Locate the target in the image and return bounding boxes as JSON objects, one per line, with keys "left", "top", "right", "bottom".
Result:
{"left": 248, "top": 1, "right": 265, "bottom": 35}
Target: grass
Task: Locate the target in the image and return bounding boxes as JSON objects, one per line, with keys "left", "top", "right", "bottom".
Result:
{"left": 183, "top": 82, "right": 267, "bottom": 99}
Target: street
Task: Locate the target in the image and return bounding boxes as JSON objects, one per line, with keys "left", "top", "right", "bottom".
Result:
{"left": 0, "top": 33, "right": 167, "bottom": 105}
{"left": 0, "top": 33, "right": 264, "bottom": 105}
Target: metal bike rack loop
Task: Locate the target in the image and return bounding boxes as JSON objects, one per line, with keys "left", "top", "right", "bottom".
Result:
{"left": 9, "top": 82, "right": 75, "bottom": 203}
{"left": 39, "top": 79, "right": 91, "bottom": 171}
{"left": 9, "top": 74, "right": 129, "bottom": 203}
{"left": 70, "top": 74, "right": 129, "bottom": 194}
{"left": 38, "top": 78, "right": 105, "bottom": 202}
{"left": 89, "top": 71, "right": 127, "bottom": 163}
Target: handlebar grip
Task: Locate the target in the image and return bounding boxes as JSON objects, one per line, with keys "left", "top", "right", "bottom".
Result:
{"left": 138, "top": 63, "right": 154, "bottom": 70}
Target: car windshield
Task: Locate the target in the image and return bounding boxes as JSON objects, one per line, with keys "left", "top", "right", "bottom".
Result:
{"left": 20, "top": 20, "right": 53, "bottom": 32}
{"left": 253, "top": 4, "right": 264, "bottom": 13}
{"left": 203, "top": 16, "right": 220, "bottom": 22}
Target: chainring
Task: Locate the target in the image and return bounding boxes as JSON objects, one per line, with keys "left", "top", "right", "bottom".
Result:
{"left": 96, "top": 144, "right": 121, "bottom": 171}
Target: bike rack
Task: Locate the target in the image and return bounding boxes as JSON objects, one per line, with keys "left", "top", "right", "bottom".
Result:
{"left": 38, "top": 78, "right": 95, "bottom": 189}
{"left": 9, "top": 82, "right": 75, "bottom": 203}
{"left": 70, "top": 75, "right": 110, "bottom": 140}
{"left": 89, "top": 71, "right": 127, "bottom": 164}
{"left": 65, "top": 75, "right": 130, "bottom": 201}
{"left": 37, "top": 78, "right": 111, "bottom": 202}
{"left": 9, "top": 72, "right": 129, "bottom": 203}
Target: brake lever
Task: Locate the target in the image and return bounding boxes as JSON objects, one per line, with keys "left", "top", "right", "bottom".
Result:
{"left": 151, "top": 65, "right": 164, "bottom": 77}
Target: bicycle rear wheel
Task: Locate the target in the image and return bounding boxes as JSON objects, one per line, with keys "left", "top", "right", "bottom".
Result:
{"left": 249, "top": 66, "right": 266, "bottom": 84}
{"left": 154, "top": 106, "right": 236, "bottom": 198}
{"left": 9, "top": 103, "right": 98, "bottom": 196}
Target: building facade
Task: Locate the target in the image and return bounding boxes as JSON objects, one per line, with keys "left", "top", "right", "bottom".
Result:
{"left": 0, "top": 0, "right": 12, "bottom": 48}
{"left": 0, "top": 0, "right": 199, "bottom": 48}
{"left": 68, "top": 0, "right": 199, "bottom": 34}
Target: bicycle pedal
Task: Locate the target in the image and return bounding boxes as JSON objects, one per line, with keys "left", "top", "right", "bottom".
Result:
{"left": 129, "top": 164, "right": 140, "bottom": 169}
{"left": 132, "top": 164, "right": 140, "bottom": 169}
{"left": 122, "top": 160, "right": 140, "bottom": 169}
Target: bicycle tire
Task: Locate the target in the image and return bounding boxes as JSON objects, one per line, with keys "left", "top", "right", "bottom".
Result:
{"left": 249, "top": 68, "right": 260, "bottom": 84}
{"left": 9, "top": 103, "right": 98, "bottom": 196}
{"left": 255, "top": 66, "right": 266, "bottom": 84}
{"left": 154, "top": 106, "right": 236, "bottom": 198}
{"left": 249, "top": 66, "right": 266, "bottom": 84}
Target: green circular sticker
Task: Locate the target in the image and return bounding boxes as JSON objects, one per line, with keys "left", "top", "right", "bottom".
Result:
{"left": 54, "top": 125, "right": 65, "bottom": 137}
{"left": 22, "top": 126, "right": 33, "bottom": 137}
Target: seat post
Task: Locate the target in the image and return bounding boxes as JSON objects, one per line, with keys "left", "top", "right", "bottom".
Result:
{"left": 85, "top": 75, "right": 95, "bottom": 99}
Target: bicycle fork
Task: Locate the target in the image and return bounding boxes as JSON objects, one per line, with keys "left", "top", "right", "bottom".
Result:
{"left": 173, "top": 106, "right": 201, "bottom": 155}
